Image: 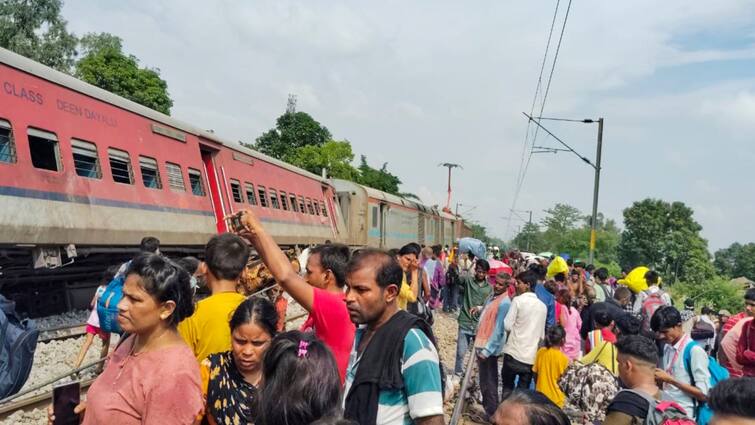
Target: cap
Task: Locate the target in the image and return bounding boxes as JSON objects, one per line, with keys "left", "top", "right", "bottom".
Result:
{"left": 718, "top": 309, "right": 731, "bottom": 317}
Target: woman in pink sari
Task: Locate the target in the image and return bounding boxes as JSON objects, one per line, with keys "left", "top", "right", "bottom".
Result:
{"left": 556, "top": 289, "right": 582, "bottom": 360}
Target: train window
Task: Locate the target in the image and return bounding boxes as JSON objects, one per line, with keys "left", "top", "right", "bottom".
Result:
{"left": 108, "top": 148, "right": 133, "bottom": 184}
{"left": 372, "top": 206, "right": 378, "bottom": 228}
{"left": 258, "top": 186, "right": 269, "bottom": 208}
{"left": 306, "top": 198, "right": 315, "bottom": 215}
{"left": 71, "top": 139, "right": 101, "bottom": 179}
{"left": 280, "top": 191, "right": 289, "bottom": 211}
{"left": 244, "top": 182, "right": 257, "bottom": 205}
{"left": 28, "top": 128, "right": 61, "bottom": 171}
{"left": 0, "top": 119, "right": 16, "bottom": 163}
{"left": 139, "top": 156, "right": 162, "bottom": 189}
{"left": 165, "top": 162, "right": 185, "bottom": 191}
{"left": 313, "top": 201, "right": 321, "bottom": 216}
{"left": 270, "top": 189, "right": 280, "bottom": 209}
{"left": 188, "top": 168, "right": 205, "bottom": 196}
{"left": 230, "top": 179, "right": 243, "bottom": 203}
{"left": 289, "top": 194, "right": 298, "bottom": 212}
{"left": 298, "top": 196, "right": 306, "bottom": 214}
{"left": 320, "top": 201, "right": 328, "bottom": 217}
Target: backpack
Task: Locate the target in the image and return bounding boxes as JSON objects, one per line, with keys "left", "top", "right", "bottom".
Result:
{"left": 97, "top": 262, "right": 130, "bottom": 334}
{"left": 0, "top": 294, "right": 39, "bottom": 399}
{"left": 641, "top": 293, "right": 667, "bottom": 334}
{"left": 621, "top": 389, "right": 696, "bottom": 425}
{"left": 559, "top": 359, "right": 619, "bottom": 423}
{"left": 407, "top": 269, "right": 434, "bottom": 326}
{"left": 682, "top": 341, "right": 729, "bottom": 425}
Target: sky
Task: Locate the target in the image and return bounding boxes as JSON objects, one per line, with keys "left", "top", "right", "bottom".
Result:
{"left": 62, "top": 1, "right": 755, "bottom": 251}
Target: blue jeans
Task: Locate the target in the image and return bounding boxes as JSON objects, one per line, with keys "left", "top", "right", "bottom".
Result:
{"left": 454, "top": 326, "right": 476, "bottom": 375}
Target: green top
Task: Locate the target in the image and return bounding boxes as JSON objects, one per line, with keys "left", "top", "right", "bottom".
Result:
{"left": 458, "top": 275, "right": 492, "bottom": 331}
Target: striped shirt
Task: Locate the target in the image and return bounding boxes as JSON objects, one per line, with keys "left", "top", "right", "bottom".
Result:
{"left": 343, "top": 327, "right": 444, "bottom": 425}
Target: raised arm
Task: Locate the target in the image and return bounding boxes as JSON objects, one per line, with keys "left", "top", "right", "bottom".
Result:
{"left": 238, "top": 210, "right": 315, "bottom": 311}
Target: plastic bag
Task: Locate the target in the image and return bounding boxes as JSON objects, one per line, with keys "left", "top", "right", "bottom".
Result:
{"left": 618, "top": 266, "right": 650, "bottom": 293}
{"left": 546, "top": 256, "right": 569, "bottom": 279}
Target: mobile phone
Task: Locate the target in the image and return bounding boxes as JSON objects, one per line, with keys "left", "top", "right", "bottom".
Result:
{"left": 226, "top": 212, "right": 244, "bottom": 233}
{"left": 52, "top": 381, "right": 80, "bottom": 425}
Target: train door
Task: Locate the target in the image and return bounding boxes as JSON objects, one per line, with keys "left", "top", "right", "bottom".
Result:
{"left": 379, "top": 202, "right": 388, "bottom": 249}
{"left": 417, "top": 213, "right": 425, "bottom": 245}
{"left": 201, "top": 148, "right": 227, "bottom": 233}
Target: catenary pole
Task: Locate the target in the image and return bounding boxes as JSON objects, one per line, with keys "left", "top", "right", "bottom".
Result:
{"left": 588, "top": 118, "right": 604, "bottom": 264}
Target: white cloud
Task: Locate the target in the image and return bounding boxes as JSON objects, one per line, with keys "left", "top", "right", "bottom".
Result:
{"left": 60, "top": 0, "right": 755, "bottom": 250}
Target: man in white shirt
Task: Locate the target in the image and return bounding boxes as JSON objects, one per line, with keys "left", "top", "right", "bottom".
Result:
{"left": 501, "top": 270, "right": 547, "bottom": 396}
{"left": 651, "top": 306, "right": 710, "bottom": 420}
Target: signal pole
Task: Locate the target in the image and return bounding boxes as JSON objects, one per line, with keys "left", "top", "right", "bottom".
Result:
{"left": 440, "top": 163, "right": 462, "bottom": 213}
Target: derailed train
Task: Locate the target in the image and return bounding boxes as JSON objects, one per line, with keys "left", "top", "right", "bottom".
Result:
{"left": 0, "top": 48, "right": 470, "bottom": 316}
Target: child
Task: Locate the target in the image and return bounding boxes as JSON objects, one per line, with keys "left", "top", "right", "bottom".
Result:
{"left": 556, "top": 289, "right": 583, "bottom": 360}
{"left": 257, "top": 331, "right": 342, "bottom": 425}
{"left": 533, "top": 325, "right": 570, "bottom": 407}
{"left": 73, "top": 266, "right": 117, "bottom": 370}
{"left": 585, "top": 309, "right": 617, "bottom": 353}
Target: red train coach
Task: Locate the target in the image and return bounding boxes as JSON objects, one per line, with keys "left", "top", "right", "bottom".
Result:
{"left": 0, "top": 47, "right": 345, "bottom": 315}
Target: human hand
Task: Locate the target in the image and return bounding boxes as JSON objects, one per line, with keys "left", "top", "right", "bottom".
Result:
{"left": 48, "top": 402, "right": 86, "bottom": 424}
{"left": 654, "top": 368, "right": 673, "bottom": 384}
{"left": 409, "top": 258, "right": 420, "bottom": 272}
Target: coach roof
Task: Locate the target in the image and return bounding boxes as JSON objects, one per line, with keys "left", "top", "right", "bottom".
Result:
{"left": 0, "top": 47, "right": 328, "bottom": 184}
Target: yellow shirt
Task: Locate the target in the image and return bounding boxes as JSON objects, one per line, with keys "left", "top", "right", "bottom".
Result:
{"left": 533, "top": 347, "right": 569, "bottom": 407}
{"left": 397, "top": 275, "right": 417, "bottom": 310}
{"left": 178, "top": 292, "right": 246, "bottom": 361}
{"left": 580, "top": 341, "right": 618, "bottom": 375}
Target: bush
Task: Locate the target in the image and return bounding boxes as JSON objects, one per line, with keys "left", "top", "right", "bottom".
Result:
{"left": 667, "top": 276, "right": 744, "bottom": 313}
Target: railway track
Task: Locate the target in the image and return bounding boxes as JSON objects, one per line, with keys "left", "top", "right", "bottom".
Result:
{"left": 38, "top": 323, "right": 88, "bottom": 344}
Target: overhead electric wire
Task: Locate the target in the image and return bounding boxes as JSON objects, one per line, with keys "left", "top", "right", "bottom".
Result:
{"left": 508, "top": 0, "right": 562, "bottom": 240}
{"left": 505, "top": 0, "right": 574, "bottom": 240}
{"left": 512, "top": 0, "right": 562, "bottom": 196}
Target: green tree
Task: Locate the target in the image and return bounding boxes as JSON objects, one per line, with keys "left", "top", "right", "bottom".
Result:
{"left": 0, "top": 0, "right": 78, "bottom": 72}
{"left": 668, "top": 277, "right": 744, "bottom": 313}
{"left": 618, "top": 199, "right": 714, "bottom": 284}
{"left": 356, "top": 155, "right": 402, "bottom": 194}
{"left": 289, "top": 140, "right": 359, "bottom": 180}
{"left": 255, "top": 112, "right": 331, "bottom": 162}
{"left": 542, "top": 203, "right": 583, "bottom": 233}
{"left": 75, "top": 32, "right": 173, "bottom": 114}
{"left": 512, "top": 222, "right": 546, "bottom": 252}
{"left": 714, "top": 242, "right": 755, "bottom": 281}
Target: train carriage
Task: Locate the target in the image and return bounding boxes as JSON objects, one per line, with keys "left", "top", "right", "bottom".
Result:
{"left": 334, "top": 179, "right": 460, "bottom": 249}
{"left": 0, "top": 47, "right": 347, "bottom": 314}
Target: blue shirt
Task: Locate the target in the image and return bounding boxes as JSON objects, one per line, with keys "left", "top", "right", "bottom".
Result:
{"left": 343, "top": 327, "right": 444, "bottom": 424}
{"left": 534, "top": 282, "right": 556, "bottom": 328}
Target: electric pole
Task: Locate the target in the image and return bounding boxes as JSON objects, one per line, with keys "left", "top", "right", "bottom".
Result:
{"left": 588, "top": 118, "right": 604, "bottom": 265}
{"left": 440, "top": 163, "right": 462, "bottom": 213}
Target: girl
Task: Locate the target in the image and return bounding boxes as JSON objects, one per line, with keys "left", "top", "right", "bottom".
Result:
{"left": 257, "top": 331, "right": 342, "bottom": 425}
{"left": 200, "top": 297, "right": 278, "bottom": 425}
{"left": 73, "top": 266, "right": 117, "bottom": 370}
{"left": 533, "top": 325, "right": 570, "bottom": 407}
{"left": 556, "top": 289, "right": 582, "bottom": 360}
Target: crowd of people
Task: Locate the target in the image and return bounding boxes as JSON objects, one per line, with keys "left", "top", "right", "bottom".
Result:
{"left": 47, "top": 210, "right": 755, "bottom": 425}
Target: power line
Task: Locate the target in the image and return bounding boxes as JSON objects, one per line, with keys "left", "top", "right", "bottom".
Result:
{"left": 506, "top": 0, "right": 562, "bottom": 240}
{"left": 506, "top": 0, "right": 574, "bottom": 240}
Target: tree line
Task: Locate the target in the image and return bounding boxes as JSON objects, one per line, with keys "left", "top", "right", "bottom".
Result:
{"left": 510, "top": 199, "right": 754, "bottom": 312}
